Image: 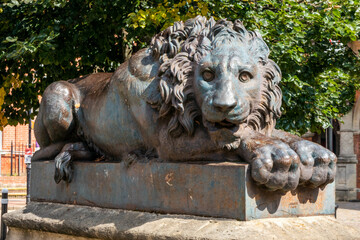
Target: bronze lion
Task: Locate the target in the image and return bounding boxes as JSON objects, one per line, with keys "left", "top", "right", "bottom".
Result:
{"left": 33, "top": 16, "right": 336, "bottom": 191}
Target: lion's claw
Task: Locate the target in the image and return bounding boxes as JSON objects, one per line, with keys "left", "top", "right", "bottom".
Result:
{"left": 250, "top": 140, "right": 336, "bottom": 191}
{"left": 251, "top": 141, "right": 300, "bottom": 191}
{"left": 290, "top": 140, "right": 337, "bottom": 189}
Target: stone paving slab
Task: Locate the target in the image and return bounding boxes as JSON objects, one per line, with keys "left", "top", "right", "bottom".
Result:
{"left": 336, "top": 201, "right": 360, "bottom": 230}
{"left": 3, "top": 202, "right": 360, "bottom": 240}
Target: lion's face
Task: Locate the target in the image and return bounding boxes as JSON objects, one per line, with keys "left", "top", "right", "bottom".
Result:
{"left": 193, "top": 42, "right": 262, "bottom": 134}
{"left": 147, "top": 16, "right": 282, "bottom": 141}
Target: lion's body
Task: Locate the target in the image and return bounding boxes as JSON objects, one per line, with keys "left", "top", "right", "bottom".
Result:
{"left": 35, "top": 48, "right": 223, "bottom": 162}
{"left": 33, "top": 16, "right": 336, "bottom": 191}
{"left": 35, "top": 49, "right": 152, "bottom": 158}
{"left": 74, "top": 49, "right": 157, "bottom": 159}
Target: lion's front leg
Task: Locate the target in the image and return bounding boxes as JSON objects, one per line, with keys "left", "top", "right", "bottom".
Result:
{"left": 236, "top": 129, "right": 301, "bottom": 191}
{"left": 272, "top": 129, "right": 337, "bottom": 189}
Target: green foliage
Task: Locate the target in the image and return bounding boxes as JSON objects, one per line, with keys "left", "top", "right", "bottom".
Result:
{"left": 1, "top": 0, "right": 359, "bottom": 135}
{"left": 0, "top": 0, "right": 139, "bottom": 127}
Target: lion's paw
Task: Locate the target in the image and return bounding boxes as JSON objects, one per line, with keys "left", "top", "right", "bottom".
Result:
{"left": 290, "top": 140, "right": 336, "bottom": 189}
{"left": 54, "top": 151, "right": 73, "bottom": 184}
{"left": 251, "top": 141, "right": 300, "bottom": 191}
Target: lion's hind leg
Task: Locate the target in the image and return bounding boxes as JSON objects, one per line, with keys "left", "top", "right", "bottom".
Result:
{"left": 32, "top": 142, "right": 67, "bottom": 162}
{"left": 35, "top": 81, "right": 80, "bottom": 149}
{"left": 33, "top": 81, "right": 83, "bottom": 165}
{"left": 44, "top": 81, "right": 79, "bottom": 142}
{"left": 54, "top": 142, "right": 97, "bottom": 184}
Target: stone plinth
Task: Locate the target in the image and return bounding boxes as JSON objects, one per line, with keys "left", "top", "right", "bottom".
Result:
{"left": 3, "top": 202, "right": 359, "bottom": 240}
{"left": 336, "top": 155, "right": 358, "bottom": 201}
{"left": 336, "top": 111, "right": 359, "bottom": 201}
{"left": 30, "top": 160, "right": 335, "bottom": 220}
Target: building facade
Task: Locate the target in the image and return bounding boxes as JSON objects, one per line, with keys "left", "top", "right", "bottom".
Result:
{"left": 0, "top": 123, "right": 36, "bottom": 176}
{"left": 336, "top": 92, "right": 360, "bottom": 200}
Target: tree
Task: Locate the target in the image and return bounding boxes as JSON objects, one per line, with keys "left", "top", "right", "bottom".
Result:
{"left": 1, "top": 0, "right": 359, "bottom": 135}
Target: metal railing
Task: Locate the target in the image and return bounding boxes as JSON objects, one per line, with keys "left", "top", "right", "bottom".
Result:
{"left": 0, "top": 141, "right": 36, "bottom": 176}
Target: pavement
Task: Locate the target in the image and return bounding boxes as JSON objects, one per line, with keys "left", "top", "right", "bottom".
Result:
{"left": 336, "top": 201, "right": 360, "bottom": 230}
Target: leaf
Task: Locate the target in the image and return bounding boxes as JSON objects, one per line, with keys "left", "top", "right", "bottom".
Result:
{"left": 0, "top": 88, "right": 5, "bottom": 106}
{"left": 4, "top": 36, "right": 18, "bottom": 43}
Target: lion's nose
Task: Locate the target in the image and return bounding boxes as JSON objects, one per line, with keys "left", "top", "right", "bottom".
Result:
{"left": 213, "top": 98, "right": 237, "bottom": 112}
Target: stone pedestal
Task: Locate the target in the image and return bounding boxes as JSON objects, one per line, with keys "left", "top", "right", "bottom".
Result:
{"left": 3, "top": 202, "right": 360, "bottom": 240}
{"left": 336, "top": 155, "right": 358, "bottom": 201}
{"left": 29, "top": 160, "right": 335, "bottom": 220}
{"left": 336, "top": 112, "right": 359, "bottom": 201}
{"left": 1, "top": 160, "right": 344, "bottom": 239}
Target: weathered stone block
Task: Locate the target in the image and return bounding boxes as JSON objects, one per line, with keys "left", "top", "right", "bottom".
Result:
{"left": 31, "top": 160, "right": 335, "bottom": 220}
{"left": 3, "top": 202, "right": 358, "bottom": 240}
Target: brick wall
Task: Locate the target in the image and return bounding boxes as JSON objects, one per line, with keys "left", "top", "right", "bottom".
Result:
{"left": 0, "top": 176, "right": 26, "bottom": 187}
{"left": 1, "top": 123, "right": 36, "bottom": 176}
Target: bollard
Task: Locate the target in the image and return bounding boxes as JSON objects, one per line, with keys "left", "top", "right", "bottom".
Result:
{"left": 26, "top": 163, "right": 31, "bottom": 204}
{"left": 1, "top": 188, "right": 8, "bottom": 240}
{"left": 335, "top": 204, "right": 339, "bottom": 219}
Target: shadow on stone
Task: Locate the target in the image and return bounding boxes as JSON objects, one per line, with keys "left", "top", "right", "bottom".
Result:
{"left": 246, "top": 170, "right": 284, "bottom": 214}
{"left": 294, "top": 186, "right": 319, "bottom": 204}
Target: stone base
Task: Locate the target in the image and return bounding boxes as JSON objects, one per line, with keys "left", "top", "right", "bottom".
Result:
{"left": 30, "top": 160, "right": 335, "bottom": 220}
{"left": 3, "top": 202, "right": 360, "bottom": 240}
{"left": 336, "top": 155, "right": 358, "bottom": 201}
{"left": 336, "top": 188, "right": 358, "bottom": 201}
{"left": 6, "top": 228, "right": 94, "bottom": 240}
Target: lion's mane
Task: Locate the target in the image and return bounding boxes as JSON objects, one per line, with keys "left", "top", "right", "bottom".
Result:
{"left": 146, "top": 16, "right": 282, "bottom": 137}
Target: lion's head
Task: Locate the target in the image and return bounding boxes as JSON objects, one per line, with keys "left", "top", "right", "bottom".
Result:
{"left": 146, "top": 16, "right": 282, "bottom": 144}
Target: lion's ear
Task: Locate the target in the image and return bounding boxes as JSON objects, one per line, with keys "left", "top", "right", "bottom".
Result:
{"left": 233, "top": 20, "right": 247, "bottom": 35}
{"left": 249, "top": 35, "right": 270, "bottom": 63}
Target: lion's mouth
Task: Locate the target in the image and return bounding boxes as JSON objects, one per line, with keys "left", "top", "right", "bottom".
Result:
{"left": 216, "top": 119, "right": 237, "bottom": 128}
{"left": 204, "top": 119, "right": 239, "bottom": 132}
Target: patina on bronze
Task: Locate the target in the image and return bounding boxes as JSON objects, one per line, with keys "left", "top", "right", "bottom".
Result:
{"left": 33, "top": 16, "right": 336, "bottom": 192}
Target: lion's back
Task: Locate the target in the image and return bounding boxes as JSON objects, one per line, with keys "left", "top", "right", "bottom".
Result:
{"left": 112, "top": 48, "right": 159, "bottom": 84}
{"left": 69, "top": 72, "right": 113, "bottom": 97}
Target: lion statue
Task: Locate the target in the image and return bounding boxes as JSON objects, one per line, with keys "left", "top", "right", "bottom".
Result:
{"left": 33, "top": 16, "right": 336, "bottom": 192}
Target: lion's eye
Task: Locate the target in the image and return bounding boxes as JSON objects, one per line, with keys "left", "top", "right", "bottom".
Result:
{"left": 202, "top": 70, "right": 215, "bottom": 82}
{"left": 239, "top": 72, "right": 252, "bottom": 82}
